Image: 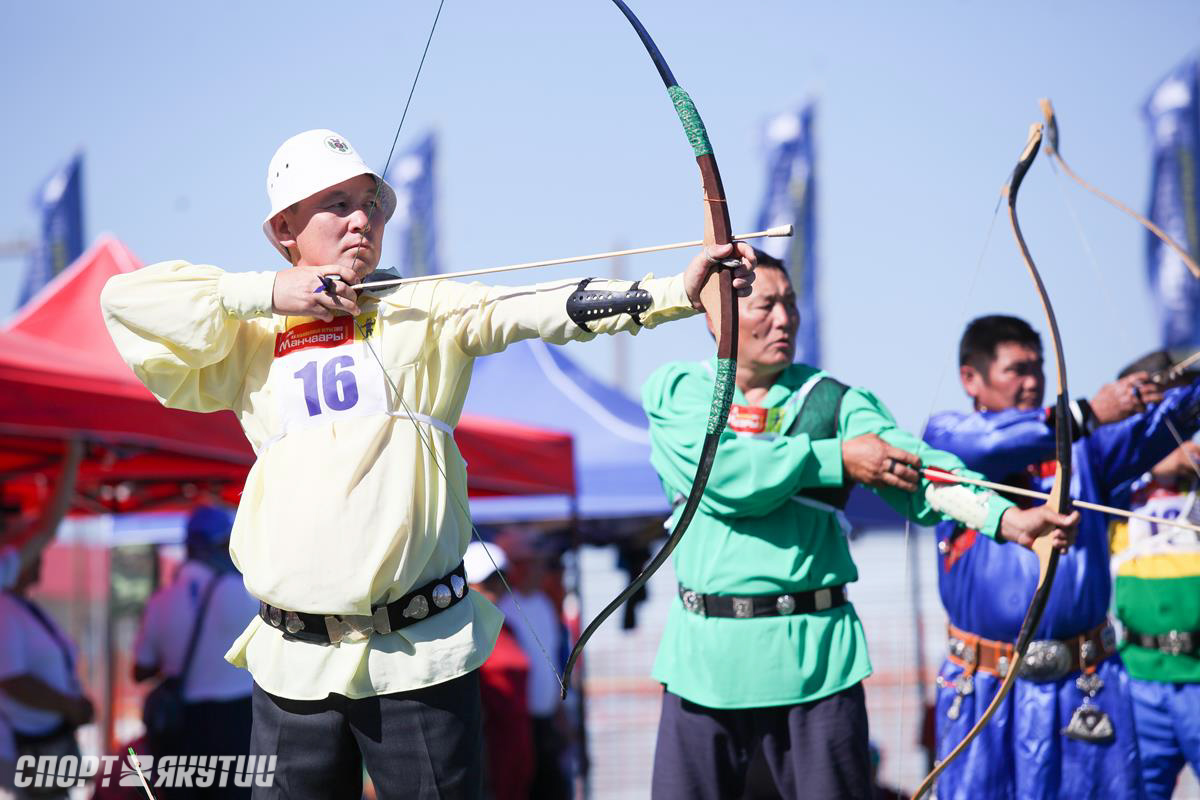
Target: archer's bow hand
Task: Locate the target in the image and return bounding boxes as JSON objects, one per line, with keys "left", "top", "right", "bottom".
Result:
{"left": 998, "top": 505, "right": 1079, "bottom": 552}
{"left": 683, "top": 242, "right": 756, "bottom": 311}
{"left": 272, "top": 264, "right": 361, "bottom": 321}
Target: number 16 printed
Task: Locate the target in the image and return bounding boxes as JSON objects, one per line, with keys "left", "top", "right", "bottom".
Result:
{"left": 294, "top": 356, "right": 359, "bottom": 417}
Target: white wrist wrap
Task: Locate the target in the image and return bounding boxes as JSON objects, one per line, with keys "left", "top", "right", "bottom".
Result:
{"left": 925, "top": 483, "right": 993, "bottom": 530}
{"left": 1069, "top": 399, "right": 1085, "bottom": 431}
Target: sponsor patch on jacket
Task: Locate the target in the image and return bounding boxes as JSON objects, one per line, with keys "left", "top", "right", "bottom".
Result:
{"left": 727, "top": 404, "right": 783, "bottom": 435}
{"left": 942, "top": 528, "right": 978, "bottom": 572}
{"left": 274, "top": 313, "right": 376, "bottom": 358}
{"left": 1036, "top": 458, "right": 1057, "bottom": 479}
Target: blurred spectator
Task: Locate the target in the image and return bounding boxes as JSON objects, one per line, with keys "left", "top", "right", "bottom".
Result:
{"left": 0, "top": 441, "right": 82, "bottom": 592}
{"left": 494, "top": 527, "right": 570, "bottom": 800}
{"left": 869, "top": 742, "right": 910, "bottom": 800}
{"left": 133, "top": 506, "right": 257, "bottom": 798}
{"left": 615, "top": 539, "right": 651, "bottom": 630}
{"left": 0, "top": 442, "right": 90, "bottom": 798}
{"left": 466, "top": 541, "right": 533, "bottom": 800}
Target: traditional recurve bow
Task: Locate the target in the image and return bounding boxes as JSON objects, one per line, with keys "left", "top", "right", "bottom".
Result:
{"left": 914, "top": 122, "right": 1072, "bottom": 798}
{"left": 1039, "top": 99, "right": 1200, "bottom": 474}
{"left": 559, "top": 0, "right": 742, "bottom": 695}
{"left": 331, "top": 0, "right": 743, "bottom": 696}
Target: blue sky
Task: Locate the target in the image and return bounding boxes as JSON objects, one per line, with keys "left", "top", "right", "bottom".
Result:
{"left": 2, "top": 1, "right": 1198, "bottom": 429}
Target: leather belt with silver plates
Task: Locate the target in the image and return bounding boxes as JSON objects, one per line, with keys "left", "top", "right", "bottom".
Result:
{"left": 678, "top": 584, "right": 847, "bottom": 619}
{"left": 946, "top": 620, "right": 1117, "bottom": 682}
{"left": 259, "top": 563, "right": 468, "bottom": 645}
{"left": 1125, "top": 627, "right": 1200, "bottom": 656}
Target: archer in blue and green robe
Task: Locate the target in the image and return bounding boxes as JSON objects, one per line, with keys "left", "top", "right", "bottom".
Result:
{"left": 926, "top": 378, "right": 1200, "bottom": 799}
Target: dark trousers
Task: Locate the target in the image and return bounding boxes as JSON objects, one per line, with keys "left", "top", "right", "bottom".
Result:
{"left": 529, "top": 715, "right": 570, "bottom": 800}
{"left": 165, "top": 696, "right": 254, "bottom": 799}
{"left": 249, "top": 672, "right": 482, "bottom": 800}
{"left": 651, "top": 682, "right": 872, "bottom": 800}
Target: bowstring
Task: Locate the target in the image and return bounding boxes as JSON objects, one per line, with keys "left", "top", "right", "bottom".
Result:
{"left": 331, "top": 0, "right": 566, "bottom": 693}
{"left": 351, "top": 316, "right": 567, "bottom": 695}
{"left": 896, "top": 193, "right": 1003, "bottom": 783}
{"left": 907, "top": 137, "right": 1080, "bottom": 796}
{"left": 1045, "top": 158, "right": 1200, "bottom": 484}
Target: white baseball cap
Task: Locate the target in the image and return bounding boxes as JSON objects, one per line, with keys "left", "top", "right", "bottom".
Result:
{"left": 262, "top": 129, "right": 397, "bottom": 260}
{"left": 464, "top": 541, "right": 509, "bottom": 584}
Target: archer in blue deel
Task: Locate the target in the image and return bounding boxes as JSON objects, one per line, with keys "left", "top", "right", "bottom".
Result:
{"left": 99, "top": 115, "right": 754, "bottom": 795}
{"left": 1109, "top": 351, "right": 1200, "bottom": 800}
{"left": 924, "top": 318, "right": 1200, "bottom": 799}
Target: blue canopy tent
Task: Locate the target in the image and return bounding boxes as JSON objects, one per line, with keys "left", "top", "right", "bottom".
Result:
{"left": 465, "top": 339, "right": 668, "bottom": 526}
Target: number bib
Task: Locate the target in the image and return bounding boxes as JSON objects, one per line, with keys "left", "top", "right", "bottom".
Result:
{"left": 267, "top": 314, "right": 389, "bottom": 442}
{"left": 1128, "top": 486, "right": 1194, "bottom": 544}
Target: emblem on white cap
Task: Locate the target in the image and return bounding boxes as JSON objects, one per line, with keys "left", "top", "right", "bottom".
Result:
{"left": 324, "top": 135, "right": 352, "bottom": 154}
{"left": 262, "top": 129, "right": 397, "bottom": 260}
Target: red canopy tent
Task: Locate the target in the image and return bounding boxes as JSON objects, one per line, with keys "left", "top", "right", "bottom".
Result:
{"left": 1, "top": 236, "right": 576, "bottom": 511}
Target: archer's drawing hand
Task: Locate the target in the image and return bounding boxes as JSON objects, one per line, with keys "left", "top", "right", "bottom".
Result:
{"left": 273, "top": 265, "right": 361, "bottom": 321}
{"left": 1090, "top": 371, "right": 1162, "bottom": 424}
{"left": 842, "top": 433, "right": 921, "bottom": 492}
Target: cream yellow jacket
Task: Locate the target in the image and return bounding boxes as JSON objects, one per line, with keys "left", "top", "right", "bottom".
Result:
{"left": 101, "top": 262, "right": 696, "bottom": 699}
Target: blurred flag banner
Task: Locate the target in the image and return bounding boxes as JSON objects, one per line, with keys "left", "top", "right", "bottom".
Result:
{"left": 19, "top": 153, "right": 85, "bottom": 306}
{"left": 387, "top": 133, "right": 440, "bottom": 277}
{"left": 755, "top": 104, "right": 820, "bottom": 365}
{"left": 1144, "top": 56, "right": 1200, "bottom": 348}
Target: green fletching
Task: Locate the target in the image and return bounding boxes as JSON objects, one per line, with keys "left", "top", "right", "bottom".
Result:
{"left": 668, "top": 86, "right": 713, "bottom": 158}
{"left": 707, "top": 358, "right": 736, "bottom": 434}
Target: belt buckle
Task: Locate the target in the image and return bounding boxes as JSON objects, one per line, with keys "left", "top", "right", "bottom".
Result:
{"left": 1019, "top": 639, "right": 1071, "bottom": 682}
{"left": 947, "top": 636, "right": 976, "bottom": 665}
{"left": 284, "top": 611, "right": 305, "bottom": 635}
{"left": 1101, "top": 624, "right": 1117, "bottom": 653}
{"left": 813, "top": 588, "right": 832, "bottom": 612}
{"left": 1164, "top": 630, "right": 1193, "bottom": 656}
{"left": 324, "top": 614, "right": 377, "bottom": 645}
{"left": 372, "top": 606, "right": 393, "bottom": 635}
{"left": 680, "top": 589, "right": 706, "bottom": 617}
{"left": 732, "top": 598, "right": 753, "bottom": 618}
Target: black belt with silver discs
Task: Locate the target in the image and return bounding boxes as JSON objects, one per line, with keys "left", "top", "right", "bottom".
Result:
{"left": 1125, "top": 627, "right": 1199, "bottom": 656}
{"left": 260, "top": 562, "right": 468, "bottom": 645}
{"left": 678, "top": 583, "right": 847, "bottom": 619}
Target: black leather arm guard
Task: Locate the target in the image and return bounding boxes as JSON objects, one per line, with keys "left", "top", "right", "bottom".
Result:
{"left": 566, "top": 278, "right": 652, "bottom": 332}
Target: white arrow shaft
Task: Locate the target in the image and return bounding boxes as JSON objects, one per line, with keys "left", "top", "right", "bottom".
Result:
{"left": 348, "top": 224, "right": 792, "bottom": 291}
{"left": 924, "top": 469, "right": 1200, "bottom": 533}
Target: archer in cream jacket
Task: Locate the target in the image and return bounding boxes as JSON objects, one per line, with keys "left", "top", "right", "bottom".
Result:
{"left": 101, "top": 263, "right": 695, "bottom": 699}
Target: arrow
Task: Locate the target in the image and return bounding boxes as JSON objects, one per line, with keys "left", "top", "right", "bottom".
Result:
{"left": 342, "top": 224, "right": 792, "bottom": 291}
{"left": 127, "top": 747, "right": 157, "bottom": 800}
{"left": 923, "top": 467, "right": 1200, "bottom": 534}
